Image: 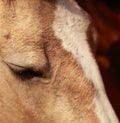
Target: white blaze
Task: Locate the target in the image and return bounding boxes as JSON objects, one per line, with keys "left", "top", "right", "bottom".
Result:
{"left": 53, "top": 0, "right": 119, "bottom": 123}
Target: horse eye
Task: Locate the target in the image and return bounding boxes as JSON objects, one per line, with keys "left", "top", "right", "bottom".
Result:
{"left": 5, "top": 62, "right": 43, "bottom": 80}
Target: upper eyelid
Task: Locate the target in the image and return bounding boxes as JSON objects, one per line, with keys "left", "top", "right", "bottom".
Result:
{"left": 4, "top": 61, "right": 44, "bottom": 80}
{"left": 4, "top": 62, "right": 32, "bottom": 72}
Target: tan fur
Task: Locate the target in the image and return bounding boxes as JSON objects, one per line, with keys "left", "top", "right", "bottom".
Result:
{"left": 0, "top": 0, "right": 117, "bottom": 123}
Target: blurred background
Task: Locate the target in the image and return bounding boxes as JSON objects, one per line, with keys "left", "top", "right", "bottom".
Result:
{"left": 76, "top": 0, "right": 120, "bottom": 120}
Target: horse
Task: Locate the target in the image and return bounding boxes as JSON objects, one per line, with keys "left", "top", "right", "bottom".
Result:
{"left": 0, "top": 0, "right": 119, "bottom": 122}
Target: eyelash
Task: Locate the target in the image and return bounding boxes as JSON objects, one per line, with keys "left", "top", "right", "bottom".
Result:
{"left": 12, "top": 68, "right": 43, "bottom": 80}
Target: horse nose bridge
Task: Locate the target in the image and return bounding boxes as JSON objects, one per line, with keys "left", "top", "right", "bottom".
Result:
{"left": 94, "top": 90, "right": 119, "bottom": 123}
